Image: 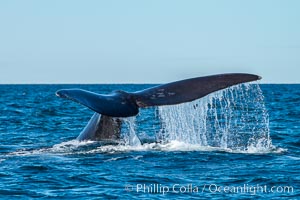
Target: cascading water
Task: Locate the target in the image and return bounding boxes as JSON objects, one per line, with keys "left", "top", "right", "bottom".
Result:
{"left": 157, "top": 83, "right": 272, "bottom": 151}
{"left": 122, "top": 117, "right": 141, "bottom": 146}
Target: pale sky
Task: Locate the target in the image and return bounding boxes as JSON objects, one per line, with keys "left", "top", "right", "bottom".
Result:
{"left": 0, "top": 0, "right": 299, "bottom": 83}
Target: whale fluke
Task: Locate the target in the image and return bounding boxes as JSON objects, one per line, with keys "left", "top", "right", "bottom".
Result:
{"left": 133, "top": 73, "right": 261, "bottom": 107}
{"left": 56, "top": 73, "right": 261, "bottom": 141}
{"left": 56, "top": 73, "right": 260, "bottom": 117}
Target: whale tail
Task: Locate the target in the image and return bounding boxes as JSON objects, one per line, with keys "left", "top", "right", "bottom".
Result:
{"left": 76, "top": 113, "right": 122, "bottom": 141}
{"left": 56, "top": 73, "right": 261, "bottom": 141}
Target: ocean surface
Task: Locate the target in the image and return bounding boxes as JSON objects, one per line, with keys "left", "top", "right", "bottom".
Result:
{"left": 0, "top": 83, "right": 299, "bottom": 199}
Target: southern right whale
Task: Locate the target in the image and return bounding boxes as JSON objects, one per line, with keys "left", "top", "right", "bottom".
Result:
{"left": 56, "top": 73, "right": 261, "bottom": 141}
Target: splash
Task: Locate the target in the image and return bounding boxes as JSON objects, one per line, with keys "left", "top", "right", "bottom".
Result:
{"left": 5, "top": 83, "right": 278, "bottom": 156}
{"left": 157, "top": 83, "right": 273, "bottom": 152}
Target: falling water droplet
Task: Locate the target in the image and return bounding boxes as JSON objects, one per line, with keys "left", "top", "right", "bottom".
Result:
{"left": 122, "top": 117, "right": 141, "bottom": 146}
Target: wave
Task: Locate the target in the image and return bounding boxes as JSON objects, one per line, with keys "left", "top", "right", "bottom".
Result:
{"left": 5, "top": 139, "right": 286, "bottom": 158}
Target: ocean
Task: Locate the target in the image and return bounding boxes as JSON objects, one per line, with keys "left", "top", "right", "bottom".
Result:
{"left": 0, "top": 84, "right": 299, "bottom": 199}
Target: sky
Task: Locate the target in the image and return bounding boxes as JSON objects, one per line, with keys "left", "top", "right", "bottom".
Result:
{"left": 0, "top": 0, "right": 299, "bottom": 83}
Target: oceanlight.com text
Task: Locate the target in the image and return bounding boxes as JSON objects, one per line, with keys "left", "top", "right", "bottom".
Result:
{"left": 124, "top": 183, "right": 294, "bottom": 195}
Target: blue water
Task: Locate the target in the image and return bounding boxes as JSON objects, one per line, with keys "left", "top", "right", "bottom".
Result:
{"left": 0, "top": 84, "right": 299, "bottom": 199}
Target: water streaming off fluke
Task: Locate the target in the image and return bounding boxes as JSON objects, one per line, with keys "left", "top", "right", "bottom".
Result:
{"left": 157, "top": 83, "right": 272, "bottom": 151}
{"left": 122, "top": 117, "right": 141, "bottom": 146}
